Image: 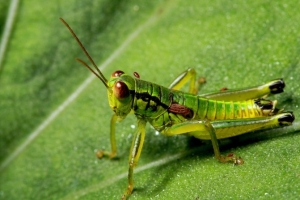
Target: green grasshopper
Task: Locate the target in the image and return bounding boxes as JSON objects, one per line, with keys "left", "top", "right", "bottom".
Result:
{"left": 60, "top": 18, "right": 295, "bottom": 199}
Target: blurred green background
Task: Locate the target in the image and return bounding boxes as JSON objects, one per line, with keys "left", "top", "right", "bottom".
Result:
{"left": 0, "top": 0, "right": 299, "bottom": 199}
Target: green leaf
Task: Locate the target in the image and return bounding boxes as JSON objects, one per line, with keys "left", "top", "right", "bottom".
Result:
{"left": 1, "top": 0, "right": 300, "bottom": 199}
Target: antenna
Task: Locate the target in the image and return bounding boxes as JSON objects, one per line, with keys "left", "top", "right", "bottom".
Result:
{"left": 60, "top": 18, "right": 108, "bottom": 88}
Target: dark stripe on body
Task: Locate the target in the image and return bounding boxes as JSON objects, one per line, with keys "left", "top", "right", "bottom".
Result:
{"left": 134, "top": 92, "right": 169, "bottom": 110}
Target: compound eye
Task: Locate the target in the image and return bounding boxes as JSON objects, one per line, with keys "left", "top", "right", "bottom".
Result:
{"left": 112, "top": 70, "right": 124, "bottom": 77}
{"left": 133, "top": 72, "right": 140, "bottom": 79}
{"left": 114, "top": 81, "right": 129, "bottom": 99}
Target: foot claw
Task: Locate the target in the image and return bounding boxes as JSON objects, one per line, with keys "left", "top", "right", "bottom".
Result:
{"left": 96, "top": 150, "right": 117, "bottom": 159}
{"left": 226, "top": 153, "right": 244, "bottom": 165}
{"left": 96, "top": 150, "right": 104, "bottom": 159}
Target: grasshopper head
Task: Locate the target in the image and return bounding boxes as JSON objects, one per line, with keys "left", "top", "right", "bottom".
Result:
{"left": 59, "top": 18, "right": 135, "bottom": 119}
{"left": 107, "top": 70, "right": 135, "bottom": 119}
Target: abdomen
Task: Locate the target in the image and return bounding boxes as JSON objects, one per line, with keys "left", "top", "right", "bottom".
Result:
{"left": 195, "top": 98, "right": 274, "bottom": 120}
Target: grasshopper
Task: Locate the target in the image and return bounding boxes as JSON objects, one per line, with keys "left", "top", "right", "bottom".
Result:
{"left": 60, "top": 18, "right": 295, "bottom": 199}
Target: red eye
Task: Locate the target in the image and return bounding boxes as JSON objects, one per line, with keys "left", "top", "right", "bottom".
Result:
{"left": 114, "top": 81, "right": 129, "bottom": 99}
{"left": 112, "top": 70, "right": 124, "bottom": 77}
{"left": 133, "top": 72, "right": 140, "bottom": 79}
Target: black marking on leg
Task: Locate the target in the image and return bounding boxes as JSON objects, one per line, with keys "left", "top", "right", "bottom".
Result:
{"left": 255, "top": 99, "right": 273, "bottom": 110}
{"left": 269, "top": 79, "right": 285, "bottom": 94}
{"left": 278, "top": 112, "right": 295, "bottom": 125}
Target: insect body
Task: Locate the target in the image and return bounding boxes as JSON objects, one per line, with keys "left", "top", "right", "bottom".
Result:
{"left": 60, "top": 18, "right": 295, "bottom": 199}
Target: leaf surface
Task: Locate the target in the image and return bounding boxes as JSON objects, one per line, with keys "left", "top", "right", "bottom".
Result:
{"left": 1, "top": 0, "right": 300, "bottom": 199}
